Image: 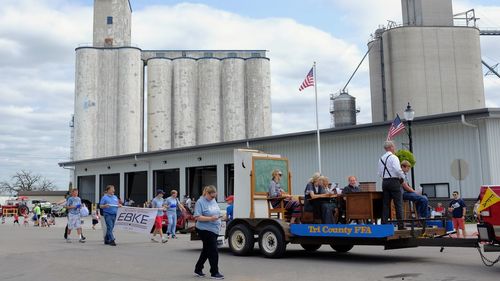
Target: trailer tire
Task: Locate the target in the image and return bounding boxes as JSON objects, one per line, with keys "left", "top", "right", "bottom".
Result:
{"left": 18, "top": 205, "right": 29, "bottom": 216}
{"left": 228, "top": 224, "right": 254, "bottom": 256}
{"left": 258, "top": 225, "right": 286, "bottom": 258}
{"left": 300, "top": 244, "right": 322, "bottom": 252}
{"left": 330, "top": 244, "right": 354, "bottom": 253}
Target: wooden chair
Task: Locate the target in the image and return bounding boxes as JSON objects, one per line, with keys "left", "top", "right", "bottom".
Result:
{"left": 391, "top": 200, "right": 419, "bottom": 220}
{"left": 403, "top": 201, "right": 419, "bottom": 219}
{"left": 266, "top": 194, "right": 286, "bottom": 220}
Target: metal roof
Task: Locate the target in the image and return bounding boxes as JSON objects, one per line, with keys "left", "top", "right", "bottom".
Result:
{"left": 58, "top": 108, "right": 500, "bottom": 167}
{"left": 17, "top": 191, "right": 68, "bottom": 197}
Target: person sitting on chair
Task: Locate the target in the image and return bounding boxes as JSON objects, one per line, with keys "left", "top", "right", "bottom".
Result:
{"left": 268, "top": 169, "right": 301, "bottom": 223}
{"left": 304, "top": 173, "right": 335, "bottom": 224}
{"left": 401, "top": 160, "right": 429, "bottom": 218}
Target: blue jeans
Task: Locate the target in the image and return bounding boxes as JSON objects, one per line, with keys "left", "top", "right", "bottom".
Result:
{"left": 104, "top": 213, "right": 116, "bottom": 242}
{"left": 167, "top": 211, "right": 177, "bottom": 235}
{"left": 403, "top": 192, "right": 429, "bottom": 218}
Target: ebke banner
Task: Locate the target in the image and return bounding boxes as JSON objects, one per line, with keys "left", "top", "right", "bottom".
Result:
{"left": 114, "top": 207, "right": 157, "bottom": 234}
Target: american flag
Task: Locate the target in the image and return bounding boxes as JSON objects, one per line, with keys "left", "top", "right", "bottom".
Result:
{"left": 299, "top": 67, "right": 314, "bottom": 91}
{"left": 386, "top": 114, "right": 406, "bottom": 141}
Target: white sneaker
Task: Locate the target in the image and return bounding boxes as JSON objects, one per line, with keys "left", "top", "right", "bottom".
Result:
{"left": 66, "top": 238, "right": 72, "bottom": 243}
{"left": 151, "top": 238, "right": 158, "bottom": 243}
{"left": 79, "top": 239, "right": 86, "bottom": 243}
{"left": 162, "top": 238, "right": 168, "bottom": 243}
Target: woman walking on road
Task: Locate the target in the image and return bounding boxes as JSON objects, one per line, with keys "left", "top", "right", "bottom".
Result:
{"left": 193, "top": 185, "right": 224, "bottom": 280}
{"left": 166, "top": 190, "right": 185, "bottom": 239}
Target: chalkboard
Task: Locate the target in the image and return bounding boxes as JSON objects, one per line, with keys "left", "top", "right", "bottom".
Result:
{"left": 252, "top": 157, "right": 289, "bottom": 195}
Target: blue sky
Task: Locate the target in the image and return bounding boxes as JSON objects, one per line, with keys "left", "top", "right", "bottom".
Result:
{"left": 0, "top": 0, "right": 499, "bottom": 190}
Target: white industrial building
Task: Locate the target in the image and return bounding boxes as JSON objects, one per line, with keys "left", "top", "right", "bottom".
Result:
{"left": 60, "top": 109, "right": 500, "bottom": 205}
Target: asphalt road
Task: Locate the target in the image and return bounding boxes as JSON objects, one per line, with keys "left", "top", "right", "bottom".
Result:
{"left": 0, "top": 217, "right": 498, "bottom": 281}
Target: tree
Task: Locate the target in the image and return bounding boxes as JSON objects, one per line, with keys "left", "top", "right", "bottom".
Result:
{"left": 396, "top": 149, "right": 416, "bottom": 167}
{"left": 0, "top": 170, "right": 55, "bottom": 195}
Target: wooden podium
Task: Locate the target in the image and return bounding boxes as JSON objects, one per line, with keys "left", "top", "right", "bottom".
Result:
{"left": 344, "top": 191, "right": 383, "bottom": 221}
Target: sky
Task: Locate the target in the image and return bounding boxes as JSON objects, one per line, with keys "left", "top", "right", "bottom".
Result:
{"left": 0, "top": 0, "right": 499, "bottom": 190}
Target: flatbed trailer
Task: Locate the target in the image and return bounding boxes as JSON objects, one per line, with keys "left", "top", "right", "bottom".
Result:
{"left": 202, "top": 149, "right": 500, "bottom": 266}
{"left": 225, "top": 218, "right": 482, "bottom": 259}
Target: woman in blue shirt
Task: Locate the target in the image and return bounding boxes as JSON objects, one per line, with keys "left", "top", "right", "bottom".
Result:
{"left": 165, "top": 190, "right": 185, "bottom": 239}
{"left": 193, "top": 185, "right": 224, "bottom": 280}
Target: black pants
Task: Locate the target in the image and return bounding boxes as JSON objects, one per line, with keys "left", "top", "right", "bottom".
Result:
{"left": 382, "top": 178, "right": 403, "bottom": 227}
{"left": 195, "top": 228, "right": 219, "bottom": 275}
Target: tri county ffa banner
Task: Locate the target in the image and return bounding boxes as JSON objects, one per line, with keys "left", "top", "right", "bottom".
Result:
{"left": 290, "top": 224, "right": 394, "bottom": 238}
{"left": 114, "top": 207, "right": 157, "bottom": 234}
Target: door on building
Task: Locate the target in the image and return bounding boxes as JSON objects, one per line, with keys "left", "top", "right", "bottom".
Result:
{"left": 186, "top": 166, "right": 217, "bottom": 200}
{"left": 99, "top": 173, "right": 120, "bottom": 200}
{"left": 224, "top": 164, "right": 234, "bottom": 198}
{"left": 77, "top": 175, "right": 96, "bottom": 203}
{"left": 153, "top": 169, "right": 180, "bottom": 197}
{"left": 125, "top": 171, "right": 147, "bottom": 207}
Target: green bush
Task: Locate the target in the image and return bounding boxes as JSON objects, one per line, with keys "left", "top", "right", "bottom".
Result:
{"left": 396, "top": 149, "right": 416, "bottom": 167}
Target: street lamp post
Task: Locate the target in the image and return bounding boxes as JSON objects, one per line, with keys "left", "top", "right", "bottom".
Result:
{"left": 404, "top": 103, "right": 415, "bottom": 190}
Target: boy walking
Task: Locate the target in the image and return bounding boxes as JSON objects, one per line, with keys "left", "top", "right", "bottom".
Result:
{"left": 65, "top": 188, "right": 85, "bottom": 243}
{"left": 448, "top": 191, "right": 467, "bottom": 238}
{"left": 151, "top": 190, "right": 168, "bottom": 243}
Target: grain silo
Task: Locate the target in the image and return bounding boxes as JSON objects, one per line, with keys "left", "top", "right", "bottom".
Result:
{"left": 331, "top": 91, "right": 358, "bottom": 127}
{"left": 73, "top": 48, "right": 99, "bottom": 161}
{"left": 197, "top": 58, "right": 222, "bottom": 145}
{"left": 245, "top": 57, "right": 272, "bottom": 139}
{"left": 172, "top": 58, "right": 198, "bottom": 148}
{"left": 147, "top": 58, "right": 173, "bottom": 151}
{"left": 74, "top": 0, "right": 273, "bottom": 161}
{"left": 221, "top": 58, "right": 246, "bottom": 142}
{"left": 369, "top": 0, "right": 485, "bottom": 122}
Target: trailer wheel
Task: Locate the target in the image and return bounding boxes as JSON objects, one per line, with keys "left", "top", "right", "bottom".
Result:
{"left": 330, "top": 244, "right": 354, "bottom": 253}
{"left": 300, "top": 244, "right": 322, "bottom": 252}
{"left": 258, "top": 225, "right": 286, "bottom": 258}
{"left": 18, "top": 205, "right": 29, "bottom": 216}
{"left": 228, "top": 224, "right": 254, "bottom": 256}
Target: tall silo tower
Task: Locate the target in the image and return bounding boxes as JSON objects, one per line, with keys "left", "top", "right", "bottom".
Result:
{"left": 369, "top": 0, "right": 485, "bottom": 122}
{"left": 330, "top": 91, "right": 359, "bottom": 128}
{"left": 73, "top": 0, "right": 143, "bottom": 160}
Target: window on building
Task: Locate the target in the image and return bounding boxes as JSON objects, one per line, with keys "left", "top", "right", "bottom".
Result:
{"left": 181, "top": 51, "right": 187, "bottom": 57}
{"left": 154, "top": 169, "right": 180, "bottom": 197}
{"left": 224, "top": 164, "right": 234, "bottom": 198}
{"left": 107, "top": 16, "right": 113, "bottom": 25}
{"left": 421, "top": 183, "right": 450, "bottom": 198}
{"left": 227, "top": 52, "right": 237, "bottom": 58}
{"left": 77, "top": 175, "right": 96, "bottom": 203}
{"left": 155, "top": 52, "right": 165, "bottom": 57}
{"left": 204, "top": 52, "right": 213, "bottom": 58}
{"left": 125, "top": 171, "right": 147, "bottom": 207}
{"left": 99, "top": 173, "right": 120, "bottom": 199}
{"left": 186, "top": 166, "right": 217, "bottom": 200}
{"left": 251, "top": 52, "right": 261, "bottom": 58}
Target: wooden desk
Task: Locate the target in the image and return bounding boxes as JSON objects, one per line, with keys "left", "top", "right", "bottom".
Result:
{"left": 344, "top": 191, "right": 383, "bottom": 221}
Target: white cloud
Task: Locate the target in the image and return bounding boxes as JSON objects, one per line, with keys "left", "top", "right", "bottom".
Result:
{"left": 133, "top": 3, "right": 365, "bottom": 133}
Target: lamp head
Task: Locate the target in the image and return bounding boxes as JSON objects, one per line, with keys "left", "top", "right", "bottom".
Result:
{"left": 404, "top": 102, "right": 415, "bottom": 121}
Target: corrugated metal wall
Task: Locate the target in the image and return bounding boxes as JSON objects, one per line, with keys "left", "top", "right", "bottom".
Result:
{"left": 74, "top": 117, "right": 500, "bottom": 200}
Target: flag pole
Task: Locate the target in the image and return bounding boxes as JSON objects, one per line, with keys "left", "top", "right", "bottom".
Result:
{"left": 313, "top": 62, "right": 322, "bottom": 174}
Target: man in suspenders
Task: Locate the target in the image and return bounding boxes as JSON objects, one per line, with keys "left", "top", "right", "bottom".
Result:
{"left": 377, "top": 141, "right": 405, "bottom": 229}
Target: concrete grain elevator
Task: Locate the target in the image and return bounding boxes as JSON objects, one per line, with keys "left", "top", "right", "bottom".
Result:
{"left": 368, "top": 0, "right": 485, "bottom": 122}
{"left": 72, "top": 0, "right": 272, "bottom": 161}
